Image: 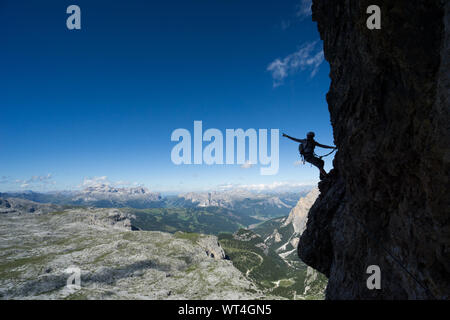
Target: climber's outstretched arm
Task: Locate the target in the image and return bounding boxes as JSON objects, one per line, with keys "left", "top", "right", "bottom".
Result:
{"left": 316, "top": 142, "right": 336, "bottom": 149}
{"left": 282, "top": 133, "right": 304, "bottom": 143}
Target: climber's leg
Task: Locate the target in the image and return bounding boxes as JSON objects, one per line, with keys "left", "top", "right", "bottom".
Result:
{"left": 305, "top": 155, "right": 327, "bottom": 178}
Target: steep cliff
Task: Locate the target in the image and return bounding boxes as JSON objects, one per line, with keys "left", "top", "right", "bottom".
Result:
{"left": 298, "top": 0, "right": 449, "bottom": 299}
{"left": 282, "top": 188, "right": 319, "bottom": 234}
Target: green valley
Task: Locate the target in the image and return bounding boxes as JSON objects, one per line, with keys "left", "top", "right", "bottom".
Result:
{"left": 218, "top": 229, "right": 326, "bottom": 299}
{"left": 128, "top": 207, "right": 257, "bottom": 235}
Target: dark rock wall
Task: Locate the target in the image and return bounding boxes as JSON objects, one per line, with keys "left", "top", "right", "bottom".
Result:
{"left": 298, "top": 0, "right": 449, "bottom": 299}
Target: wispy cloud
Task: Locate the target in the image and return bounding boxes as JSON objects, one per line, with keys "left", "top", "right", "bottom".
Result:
{"left": 279, "top": 0, "right": 312, "bottom": 31}
{"left": 13, "top": 174, "right": 55, "bottom": 188}
{"left": 26, "top": 174, "right": 53, "bottom": 183}
{"left": 240, "top": 160, "right": 254, "bottom": 169}
{"left": 216, "top": 181, "right": 315, "bottom": 192}
{"left": 115, "top": 180, "right": 138, "bottom": 186}
{"left": 267, "top": 40, "right": 324, "bottom": 87}
{"left": 295, "top": 0, "right": 312, "bottom": 19}
{"left": 280, "top": 19, "right": 292, "bottom": 31}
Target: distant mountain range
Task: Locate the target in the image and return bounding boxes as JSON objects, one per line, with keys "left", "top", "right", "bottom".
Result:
{"left": 0, "top": 185, "right": 312, "bottom": 223}
{"left": 72, "top": 184, "right": 162, "bottom": 207}
{"left": 178, "top": 190, "right": 303, "bottom": 220}
{"left": 180, "top": 190, "right": 293, "bottom": 208}
{"left": 0, "top": 185, "right": 162, "bottom": 209}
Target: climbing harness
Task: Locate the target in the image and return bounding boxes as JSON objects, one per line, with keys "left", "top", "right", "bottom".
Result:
{"left": 299, "top": 146, "right": 337, "bottom": 166}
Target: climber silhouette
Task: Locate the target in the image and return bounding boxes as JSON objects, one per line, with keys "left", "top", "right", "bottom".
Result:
{"left": 283, "top": 132, "right": 336, "bottom": 179}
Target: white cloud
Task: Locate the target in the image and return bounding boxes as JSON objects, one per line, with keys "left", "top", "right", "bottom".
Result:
{"left": 27, "top": 173, "right": 53, "bottom": 183}
{"left": 216, "top": 181, "right": 315, "bottom": 193}
{"left": 81, "top": 176, "right": 109, "bottom": 188}
{"left": 267, "top": 41, "right": 324, "bottom": 87}
{"left": 296, "top": 0, "right": 312, "bottom": 19}
{"left": 279, "top": 0, "right": 312, "bottom": 31}
{"left": 11, "top": 174, "right": 54, "bottom": 188}
{"left": 80, "top": 176, "right": 142, "bottom": 189}
{"left": 240, "top": 160, "right": 254, "bottom": 169}
{"left": 115, "top": 180, "right": 132, "bottom": 186}
{"left": 280, "top": 20, "right": 291, "bottom": 31}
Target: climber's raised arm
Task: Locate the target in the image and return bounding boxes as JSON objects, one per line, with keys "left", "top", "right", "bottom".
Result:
{"left": 282, "top": 133, "right": 304, "bottom": 143}
{"left": 315, "top": 141, "right": 336, "bottom": 149}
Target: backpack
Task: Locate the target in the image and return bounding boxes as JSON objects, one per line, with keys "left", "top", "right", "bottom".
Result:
{"left": 299, "top": 142, "right": 306, "bottom": 156}
{"left": 298, "top": 141, "right": 307, "bottom": 164}
{"left": 299, "top": 140, "right": 314, "bottom": 164}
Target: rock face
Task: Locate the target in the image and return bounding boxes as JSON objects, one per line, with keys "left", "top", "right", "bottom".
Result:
{"left": 298, "top": 0, "right": 450, "bottom": 299}
{"left": 84, "top": 208, "right": 137, "bottom": 231}
{"left": 282, "top": 188, "right": 319, "bottom": 234}
{"left": 0, "top": 208, "right": 265, "bottom": 299}
{"left": 0, "top": 197, "right": 61, "bottom": 215}
{"left": 197, "top": 235, "right": 226, "bottom": 260}
{"left": 253, "top": 188, "right": 320, "bottom": 259}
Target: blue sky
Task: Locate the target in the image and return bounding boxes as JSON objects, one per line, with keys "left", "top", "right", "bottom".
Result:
{"left": 0, "top": 0, "right": 334, "bottom": 193}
